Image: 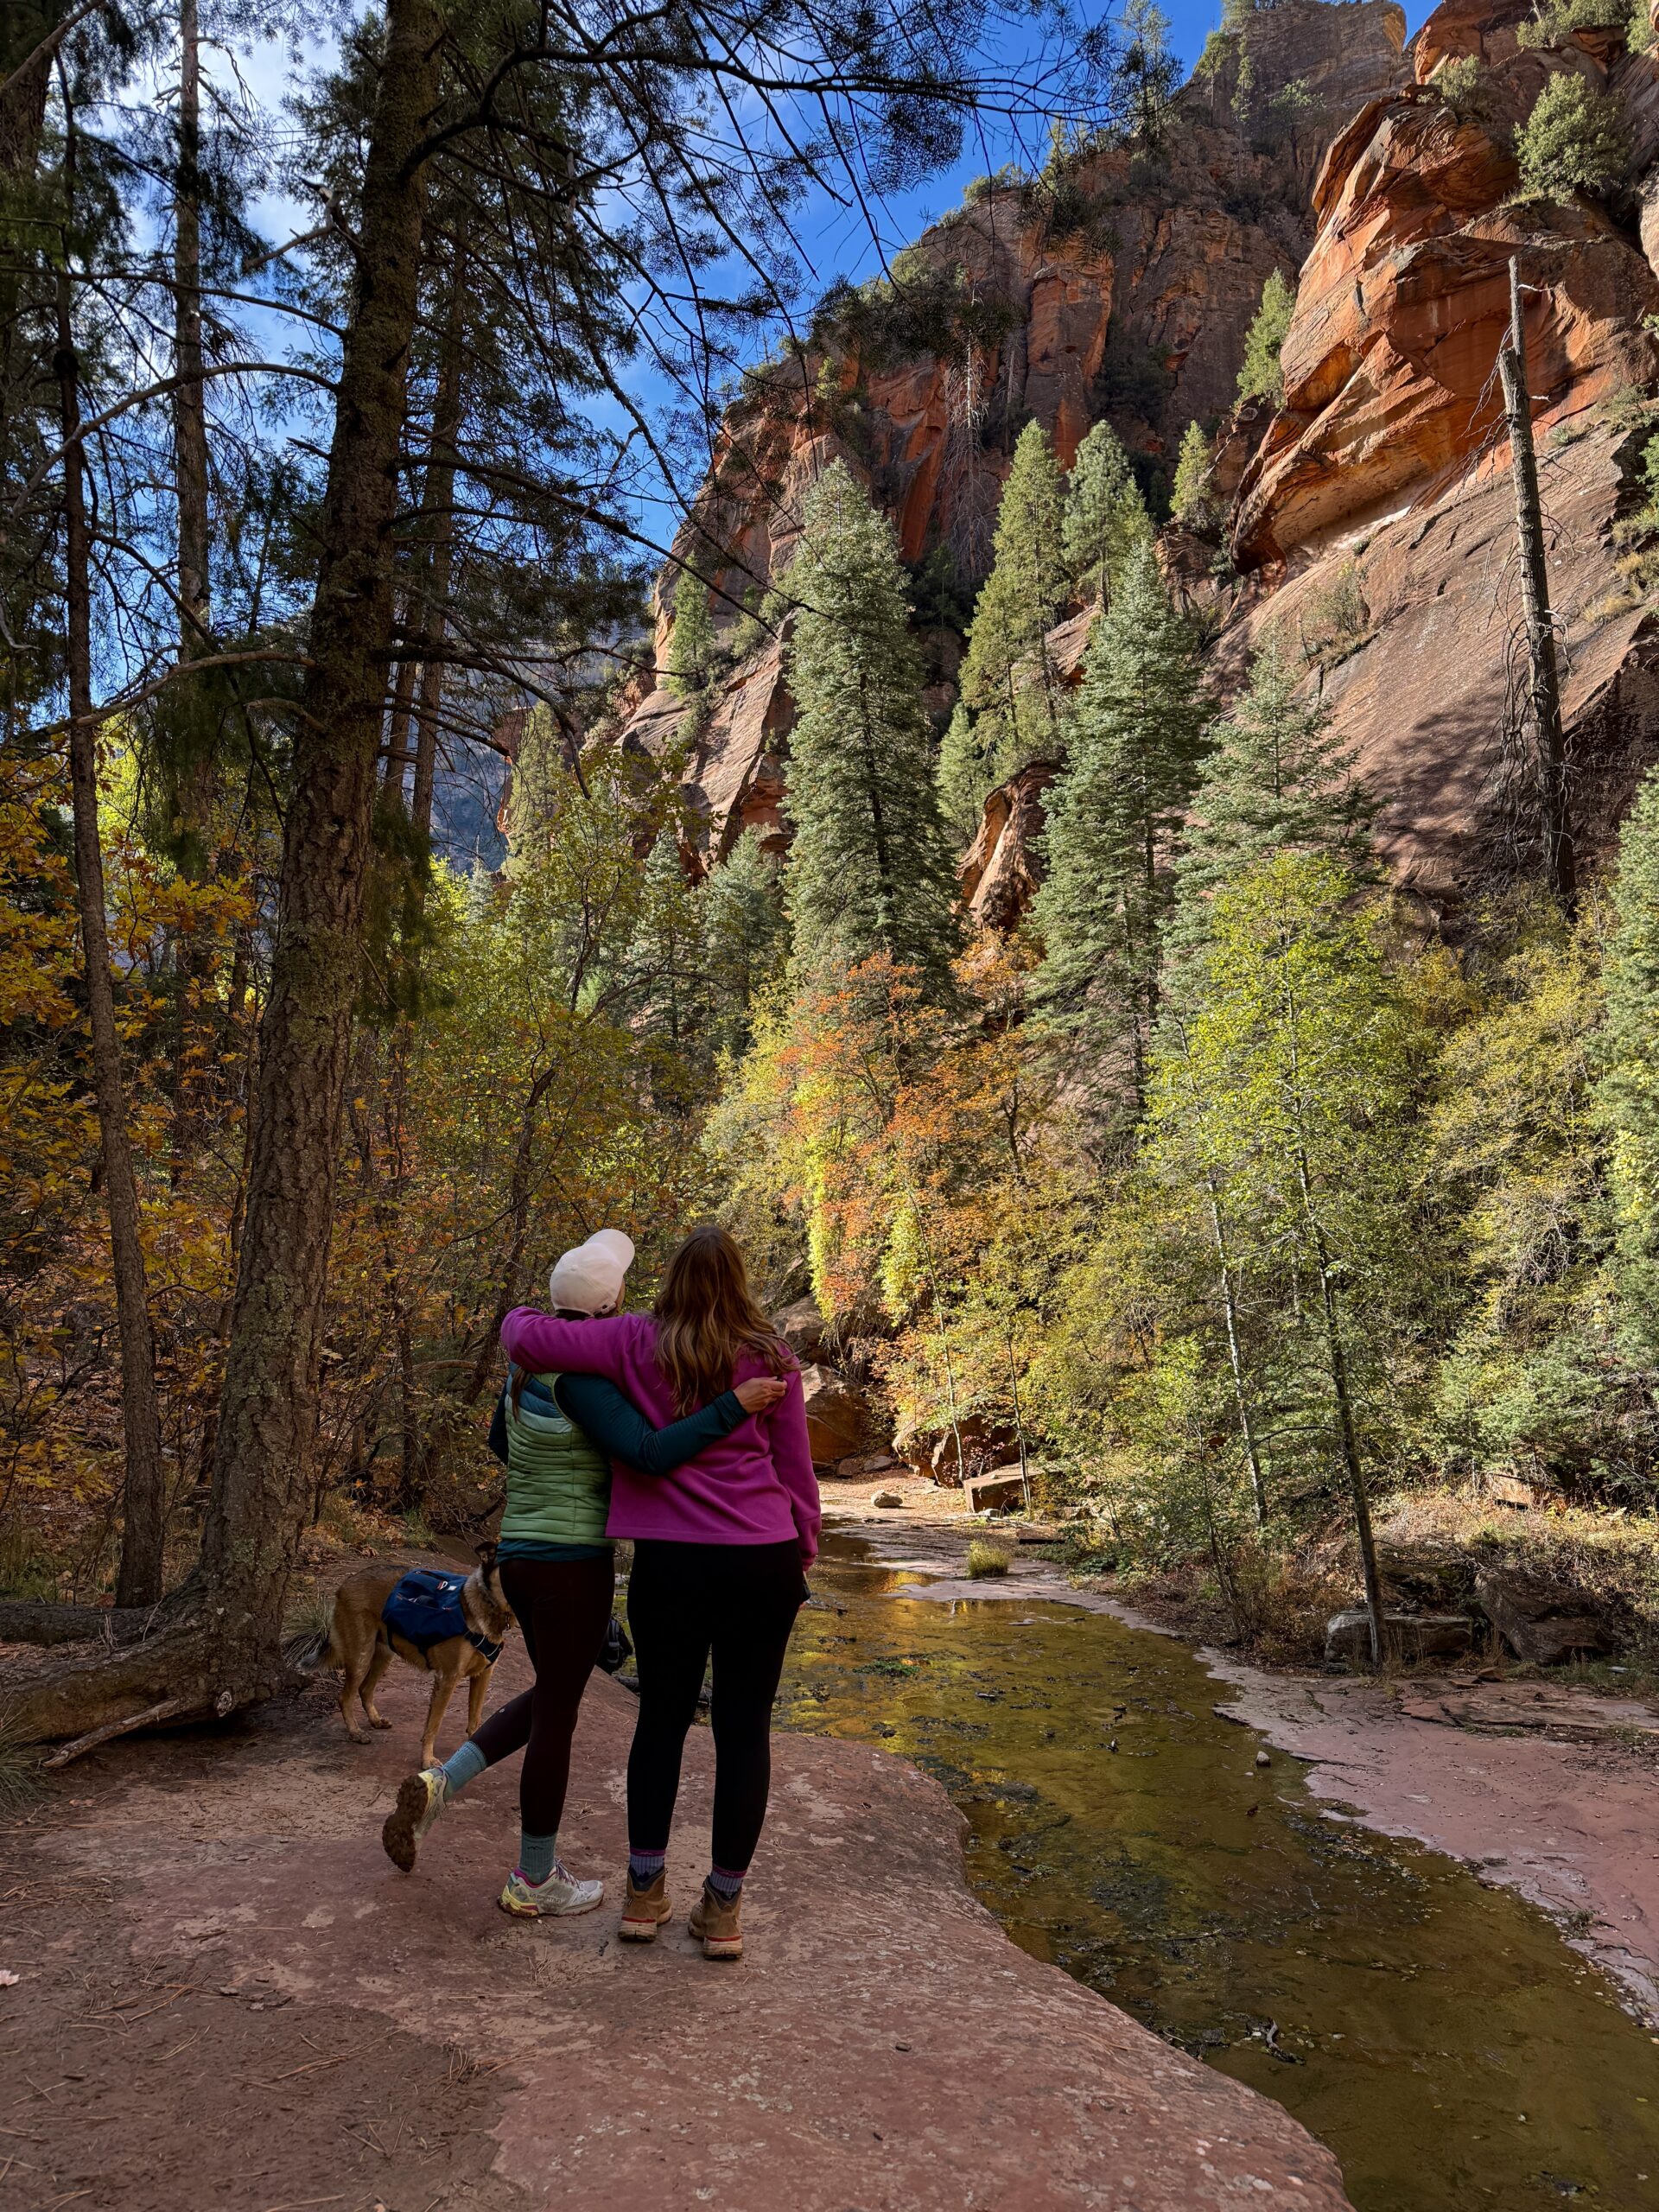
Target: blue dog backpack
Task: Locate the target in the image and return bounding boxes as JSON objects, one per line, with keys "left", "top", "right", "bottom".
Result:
{"left": 380, "top": 1568, "right": 503, "bottom": 1664}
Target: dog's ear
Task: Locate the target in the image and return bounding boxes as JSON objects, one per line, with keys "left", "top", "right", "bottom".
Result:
{"left": 474, "top": 1536, "right": 499, "bottom": 1573}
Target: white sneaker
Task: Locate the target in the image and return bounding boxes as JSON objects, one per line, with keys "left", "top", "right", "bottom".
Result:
{"left": 499, "top": 1863, "right": 605, "bottom": 1917}
{"left": 382, "top": 1767, "right": 448, "bottom": 1872}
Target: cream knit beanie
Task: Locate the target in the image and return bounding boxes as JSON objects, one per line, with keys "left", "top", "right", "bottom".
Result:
{"left": 548, "top": 1228, "right": 635, "bottom": 1315}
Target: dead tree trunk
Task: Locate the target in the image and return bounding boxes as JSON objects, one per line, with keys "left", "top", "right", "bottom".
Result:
{"left": 10, "top": 0, "right": 443, "bottom": 1744}
{"left": 1499, "top": 256, "right": 1575, "bottom": 908}
{"left": 54, "top": 183, "right": 168, "bottom": 1610}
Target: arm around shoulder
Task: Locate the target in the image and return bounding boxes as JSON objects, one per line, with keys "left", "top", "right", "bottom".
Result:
{"left": 500, "top": 1307, "right": 638, "bottom": 1379}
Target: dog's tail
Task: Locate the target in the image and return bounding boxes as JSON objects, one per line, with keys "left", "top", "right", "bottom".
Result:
{"left": 283, "top": 1584, "right": 339, "bottom": 1674}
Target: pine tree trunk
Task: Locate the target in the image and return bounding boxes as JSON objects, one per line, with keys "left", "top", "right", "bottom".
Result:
{"left": 187, "top": 0, "right": 442, "bottom": 1660}
{"left": 10, "top": 0, "right": 443, "bottom": 1743}
{"left": 54, "top": 237, "right": 168, "bottom": 1609}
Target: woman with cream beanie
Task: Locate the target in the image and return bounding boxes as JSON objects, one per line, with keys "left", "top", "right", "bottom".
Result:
{"left": 382, "top": 1229, "right": 785, "bottom": 1906}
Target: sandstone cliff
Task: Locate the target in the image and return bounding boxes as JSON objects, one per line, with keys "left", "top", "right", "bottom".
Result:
{"left": 613, "top": 0, "right": 1659, "bottom": 910}
{"left": 613, "top": 0, "right": 1412, "bottom": 863}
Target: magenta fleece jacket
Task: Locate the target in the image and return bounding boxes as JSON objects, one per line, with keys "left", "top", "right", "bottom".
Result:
{"left": 499, "top": 1308, "right": 822, "bottom": 1564}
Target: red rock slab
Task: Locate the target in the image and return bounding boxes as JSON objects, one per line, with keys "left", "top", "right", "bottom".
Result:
{"left": 1206, "top": 1656, "right": 1659, "bottom": 2029}
{"left": 23, "top": 1642, "right": 1356, "bottom": 2212}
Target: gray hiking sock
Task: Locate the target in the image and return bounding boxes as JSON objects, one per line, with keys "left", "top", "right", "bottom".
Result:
{"left": 438, "top": 1738, "right": 488, "bottom": 1798}
{"left": 518, "top": 1829, "right": 559, "bottom": 1885}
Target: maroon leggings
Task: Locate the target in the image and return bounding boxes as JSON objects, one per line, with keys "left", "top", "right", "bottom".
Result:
{"left": 469, "top": 1554, "right": 613, "bottom": 1834}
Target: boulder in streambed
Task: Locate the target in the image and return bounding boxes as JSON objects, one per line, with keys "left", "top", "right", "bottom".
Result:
{"left": 1475, "top": 1570, "right": 1612, "bottom": 1665}
{"left": 799, "top": 1363, "right": 871, "bottom": 1465}
{"left": 1325, "top": 1610, "right": 1476, "bottom": 1666}
{"left": 966, "top": 1466, "right": 1029, "bottom": 1515}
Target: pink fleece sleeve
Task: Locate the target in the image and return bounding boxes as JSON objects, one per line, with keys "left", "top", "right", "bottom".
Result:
{"left": 501, "top": 1306, "right": 636, "bottom": 1379}
{"left": 767, "top": 1373, "right": 822, "bottom": 1567}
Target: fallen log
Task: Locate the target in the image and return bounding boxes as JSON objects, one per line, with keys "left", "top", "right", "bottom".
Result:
{"left": 0, "top": 1599, "right": 160, "bottom": 1647}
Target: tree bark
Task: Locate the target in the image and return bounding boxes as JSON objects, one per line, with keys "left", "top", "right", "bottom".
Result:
{"left": 54, "top": 202, "right": 169, "bottom": 1611}
{"left": 1500, "top": 256, "right": 1574, "bottom": 909}
{"left": 184, "top": 0, "right": 442, "bottom": 1663}
{"left": 9, "top": 0, "right": 444, "bottom": 1744}
{"left": 1203, "top": 1176, "right": 1268, "bottom": 1527}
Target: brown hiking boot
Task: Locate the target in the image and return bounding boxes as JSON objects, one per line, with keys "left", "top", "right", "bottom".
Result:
{"left": 688, "top": 1880, "right": 743, "bottom": 1961}
{"left": 618, "top": 1870, "right": 672, "bottom": 1942}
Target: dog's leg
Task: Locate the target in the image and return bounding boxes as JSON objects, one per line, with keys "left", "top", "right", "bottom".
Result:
{"left": 360, "top": 1643, "right": 395, "bottom": 1731}
{"left": 465, "top": 1662, "right": 490, "bottom": 1738}
{"left": 422, "top": 1671, "right": 456, "bottom": 1770}
{"left": 338, "top": 1649, "right": 370, "bottom": 1744}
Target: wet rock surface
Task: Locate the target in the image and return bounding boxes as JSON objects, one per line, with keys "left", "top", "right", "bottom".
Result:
{"left": 0, "top": 1626, "right": 1354, "bottom": 2211}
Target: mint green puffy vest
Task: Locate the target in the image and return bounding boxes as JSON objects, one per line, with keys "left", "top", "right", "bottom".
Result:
{"left": 499, "top": 1372, "right": 612, "bottom": 1548}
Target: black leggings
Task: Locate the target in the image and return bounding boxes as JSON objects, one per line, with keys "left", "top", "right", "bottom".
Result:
{"left": 626, "top": 1538, "right": 805, "bottom": 1873}
{"left": 469, "top": 1555, "right": 613, "bottom": 1835}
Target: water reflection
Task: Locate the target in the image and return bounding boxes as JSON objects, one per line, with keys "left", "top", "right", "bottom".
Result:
{"left": 778, "top": 1531, "right": 1659, "bottom": 2212}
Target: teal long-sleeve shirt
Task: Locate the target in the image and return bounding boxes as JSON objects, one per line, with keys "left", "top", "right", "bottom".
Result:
{"left": 488, "top": 1370, "right": 748, "bottom": 1566}
{"left": 486, "top": 1370, "right": 746, "bottom": 1478}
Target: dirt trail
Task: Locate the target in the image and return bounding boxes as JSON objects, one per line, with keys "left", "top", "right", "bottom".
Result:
{"left": 0, "top": 1622, "right": 1351, "bottom": 2212}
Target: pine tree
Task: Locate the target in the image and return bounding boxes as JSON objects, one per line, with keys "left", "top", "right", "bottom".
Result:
{"left": 1170, "top": 421, "right": 1217, "bottom": 530}
{"left": 1236, "top": 268, "right": 1296, "bottom": 405}
{"left": 633, "top": 827, "right": 711, "bottom": 1063}
{"left": 1147, "top": 850, "right": 1427, "bottom": 1658}
{"left": 783, "top": 461, "right": 961, "bottom": 994}
{"left": 1033, "top": 539, "right": 1209, "bottom": 1108}
{"left": 938, "top": 702, "right": 995, "bottom": 845}
{"left": 666, "top": 573, "right": 721, "bottom": 733}
{"left": 1597, "top": 766, "right": 1659, "bottom": 1351}
{"left": 702, "top": 826, "right": 788, "bottom": 1058}
{"left": 1062, "top": 418, "right": 1151, "bottom": 605}
{"left": 1171, "top": 638, "right": 1373, "bottom": 939}
{"left": 951, "top": 421, "right": 1071, "bottom": 824}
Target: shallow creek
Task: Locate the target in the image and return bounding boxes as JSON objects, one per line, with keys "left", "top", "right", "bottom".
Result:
{"left": 775, "top": 1528, "right": 1659, "bottom": 2212}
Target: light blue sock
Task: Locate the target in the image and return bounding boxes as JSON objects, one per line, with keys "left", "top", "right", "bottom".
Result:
{"left": 438, "top": 1738, "right": 487, "bottom": 1798}
{"left": 518, "top": 1829, "right": 559, "bottom": 1885}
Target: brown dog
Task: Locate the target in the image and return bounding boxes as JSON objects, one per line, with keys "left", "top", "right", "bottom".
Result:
{"left": 324, "top": 1544, "right": 513, "bottom": 1767}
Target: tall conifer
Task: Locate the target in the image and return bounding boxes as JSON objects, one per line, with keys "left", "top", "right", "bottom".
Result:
{"left": 1171, "top": 639, "right": 1373, "bottom": 944}
{"left": 950, "top": 421, "right": 1071, "bottom": 824}
{"left": 1062, "top": 419, "right": 1151, "bottom": 605}
{"left": 667, "top": 575, "right": 721, "bottom": 735}
{"left": 1033, "top": 539, "right": 1209, "bottom": 1106}
{"left": 702, "top": 826, "right": 788, "bottom": 1057}
{"left": 783, "top": 461, "right": 960, "bottom": 994}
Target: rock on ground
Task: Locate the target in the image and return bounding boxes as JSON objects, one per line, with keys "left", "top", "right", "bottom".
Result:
{"left": 0, "top": 1635, "right": 1354, "bottom": 2211}
{"left": 798, "top": 1361, "right": 871, "bottom": 1465}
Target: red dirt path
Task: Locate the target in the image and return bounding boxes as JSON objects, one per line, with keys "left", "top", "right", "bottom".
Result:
{"left": 0, "top": 1630, "right": 1352, "bottom": 2212}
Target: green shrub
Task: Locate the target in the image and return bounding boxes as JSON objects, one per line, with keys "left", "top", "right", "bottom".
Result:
{"left": 1516, "top": 0, "right": 1630, "bottom": 48}
{"left": 1515, "top": 73, "right": 1632, "bottom": 199}
{"left": 1431, "top": 54, "right": 1496, "bottom": 125}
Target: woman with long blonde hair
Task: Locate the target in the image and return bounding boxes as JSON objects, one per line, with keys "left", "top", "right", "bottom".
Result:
{"left": 502, "top": 1223, "right": 818, "bottom": 1961}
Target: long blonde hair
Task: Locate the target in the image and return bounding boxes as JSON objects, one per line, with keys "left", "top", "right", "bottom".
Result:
{"left": 653, "top": 1224, "right": 791, "bottom": 1412}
